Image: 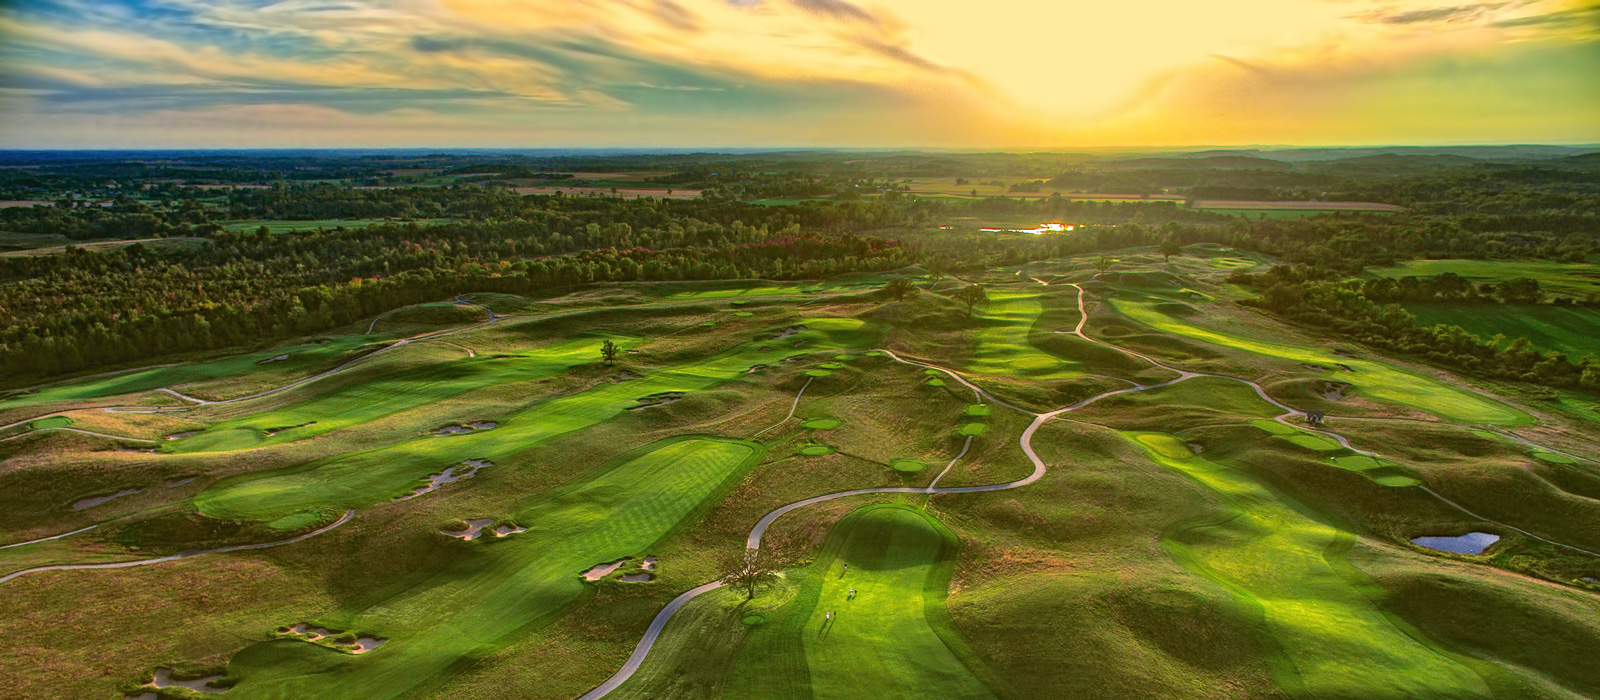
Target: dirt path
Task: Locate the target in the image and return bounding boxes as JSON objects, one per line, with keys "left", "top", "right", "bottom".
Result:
{"left": 576, "top": 281, "right": 1598, "bottom": 699}
{"left": 0, "top": 510, "right": 355, "bottom": 586}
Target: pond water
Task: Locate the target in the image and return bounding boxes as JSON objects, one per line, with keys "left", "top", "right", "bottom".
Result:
{"left": 1411, "top": 532, "right": 1499, "bottom": 555}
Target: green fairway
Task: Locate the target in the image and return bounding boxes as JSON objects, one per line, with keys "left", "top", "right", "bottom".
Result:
{"left": 799, "top": 443, "right": 837, "bottom": 456}
{"left": 958, "top": 423, "right": 989, "bottom": 436}
{"left": 195, "top": 324, "right": 880, "bottom": 520}
{"left": 1128, "top": 432, "right": 1492, "bottom": 698}
{"left": 720, "top": 506, "right": 998, "bottom": 699}
{"left": 221, "top": 436, "right": 764, "bottom": 699}
{"left": 0, "top": 335, "right": 387, "bottom": 409}
{"left": 802, "top": 418, "right": 843, "bottom": 430}
{"left": 167, "top": 333, "right": 636, "bottom": 454}
{"left": 1370, "top": 259, "right": 1600, "bottom": 298}
{"left": 1404, "top": 303, "right": 1600, "bottom": 357}
{"left": 1108, "top": 298, "right": 1531, "bottom": 425}
{"left": 969, "top": 290, "right": 1081, "bottom": 379}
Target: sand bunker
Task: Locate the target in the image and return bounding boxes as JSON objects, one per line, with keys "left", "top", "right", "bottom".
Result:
{"left": 581, "top": 558, "right": 631, "bottom": 581}
{"left": 1412, "top": 532, "right": 1500, "bottom": 555}
{"left": 441, "top": 518, "right": 525, "bottom": 540}
{"left": 131, "top": 668, "right": 227, "bottom": 696}
{"left": 257, "top": 354, "right": 290, "bottom": 364}
{"left": 432, "top": 421, "right": 498, "bottom": 436}
{"left": 1320, "top": 381, "right": 1351, "bottom": 400}
{"left": 640, "top": 556, "right": 657, "bottom": 571}
{"left": 396, "top": 459, "right": 490, "bottom": 500}
{"left": 73, "top": 488, "right": 144, "bottom": 510}
{"left": 441, "top": 518, "right": 495, "bottom": 540}
{"left": 627, "top": 392, "right": 685, "bottom": 410}
{"left": 165, "top": 477, "right": 197, "bottom": 487}
{"left": 164, "top": 431, "right": 199, "bottom": 440}
{"left": 278, "top": 623, "right": 387, "bottom": 654}
{"left": 743, "top": 364, "right": 768, "bottom": 373}
{"left": 620, "top": 573, "right": 655, "bottom": 583}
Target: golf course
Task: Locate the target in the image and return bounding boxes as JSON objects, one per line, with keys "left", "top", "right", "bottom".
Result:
{"left": 2, "top": 151, "right": 1598, "bottom": 700}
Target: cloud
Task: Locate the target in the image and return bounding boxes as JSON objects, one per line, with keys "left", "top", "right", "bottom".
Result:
{"left": 651, "top": 0, "right": 702, "bottom": 32}
{"left": 1364, "top": 3, "right": 1507, "bottom": 25}
{"left": 789, "top": 0, "right": 883, "bottom": 26}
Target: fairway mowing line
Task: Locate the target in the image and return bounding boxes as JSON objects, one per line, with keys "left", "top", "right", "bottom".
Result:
{"left": 754, "top": 376, "right": 814, "bottom": 437}
{"left": 101, "top": 308, "right": 508, "bottom": 411}
{"left": 579, "top": 282, "right": 1600, "bottom": 698}
{"left": 0, "top": 426, "right": 160, "bottom": 444}
{"left": 0, "top": 510, "right": 354, "bottom": 586}
{"left": 0, "top": 524, "right": 97, "bottom": 550}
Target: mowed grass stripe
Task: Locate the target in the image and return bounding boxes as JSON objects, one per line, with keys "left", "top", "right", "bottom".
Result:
{"left": 222, "top": 437, "right": 763, "bottom": 700}
{"left": 1108, "top": 298, "right": 1530, "bottom": 425}
{"left": 1128, "top": 432, "right": 1493, "bottom": 698}
{"left": 196, "top": 324, "right": 881, "bottom": 520}
{"left": 722, "top": 506, "right": 999, "bottom": 700}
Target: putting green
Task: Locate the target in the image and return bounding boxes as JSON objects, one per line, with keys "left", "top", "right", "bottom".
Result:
{"left": 1283, "top": 434, "right": 1342, "bottom": 452}
{"left": 1249, "top": 419, "right": 1296, "bottom": 436}
{"left": 722, "top": 506, "right": 998, "bottom": 699}
{"left": 29, "top": 415, "right": 72, "bottom": 430}
{"left": 798, "top": 443, "right": 837, "bottom": 456}
{"left": 806, "top": 370, "right": 835, "bottom": 378}
{"left": 220, "top": 436, "right": 764, "bottom": 700}
{"left": 964, "top": 404, "right": 991, "bottom": 417}
{"left": 925, "top": 379, "right": 946, "bottom": 387}
{"left": 802, "top": 418, "right": 842, "bottom": 430}
{"left": 1127, "top": 432, "right": 1491, "bottom": 698}
{"left": 889, "top": 459, "right": 927, "bottom": 473}
{"left": 196, "top": 326, "right": 878, "bottom": 521}
{"left": 1110, "top": 299, "right": 1531, "bottom": 425}
{"left": 735, "top": 312, "right": 755, "bottom": 317}
{"left": 818, "top": 363, "right": 846, "bottom": 370}
{"left": 958, "top": 423, "right": 989, "bottom": 436}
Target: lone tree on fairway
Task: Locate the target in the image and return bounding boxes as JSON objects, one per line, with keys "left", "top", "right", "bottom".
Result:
{"left": 1159, "top": 238, "right": 1182, "bottom": 262}
{"left": 954, "top": 284, "right": 988, "bottom": 317}
{"left": 724, "top": 551, "right": 780, "bottom": 600}
{"left": 884, "top": 278, "right": 916, "bottom": 302}
{"left": 601, "top": 339, "right": 620, "bottom": 365}
{"left": 1093, "top": 256, "right": 1115, "bottom": 274}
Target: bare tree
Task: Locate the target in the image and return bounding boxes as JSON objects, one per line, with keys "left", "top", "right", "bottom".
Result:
{"left": 724, "top": 550, "right": 781, "bottom": 601}
{"left": 954, "top": 284, "right": 988, "bottom": 318}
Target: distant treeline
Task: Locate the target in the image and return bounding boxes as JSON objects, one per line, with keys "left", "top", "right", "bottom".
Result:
{"left": 1231, "top": 265, "right": 1599, "bottom": 391}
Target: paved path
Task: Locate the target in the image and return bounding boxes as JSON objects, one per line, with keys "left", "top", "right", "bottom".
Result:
{"left": 0, "top": 525, "right": 98, "bottom": 550}
{"left": 575, "top": 280, "right": 1599, "bottom": 698}
{"left": 0, "top": 510, "right": 355, "bottom": 585}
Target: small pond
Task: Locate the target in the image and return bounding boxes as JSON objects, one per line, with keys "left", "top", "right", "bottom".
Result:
{"left": 1411, "top": 532, "right": 1499, "bottom": 555}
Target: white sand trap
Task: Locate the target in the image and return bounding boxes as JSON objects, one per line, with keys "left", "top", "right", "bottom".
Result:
{"left": 441, "top": 519, "right": 495, "bottom": 540}
{"left": 258, "top": 354, "right": 290, "bottom": 364}
{"left": 73, "top": 488, "right": 144, "bottom": 510}
{"left": 640, "top": 556, "right": 657, "bottom": 571}
{"left": 397, "top": 460, "right": 490, "bottom": 500}
{"left": 432, "top": 421, "right": 498, "bottom": 436}
{"left": 350, "top": 636, "right": 386, "bottom": 653}
{"left": 620, "top": 573, "right": 655, "bottom": 583}
{"left": 582, "top": 558, "right": 631, "bottom": 581}
{"left": 492, "top": 523, "right": 527, "bottom": 537}
{"left": 142, "top": 668, "right": 226, "bottom": 694}
{"left": 165, "top": 431, "right": 199, "bottom": 440}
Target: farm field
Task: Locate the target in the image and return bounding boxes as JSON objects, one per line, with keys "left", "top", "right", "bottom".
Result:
{"left": 1370, "top": 259, "right": 1600, "bottom": 298}
{"left": 1, "top": 246, "right": 1596, "bottom": 700}
{"left": 1405, "top": 303, "right": 1600, "bottom": 357}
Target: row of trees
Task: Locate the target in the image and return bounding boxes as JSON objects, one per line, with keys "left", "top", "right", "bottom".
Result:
{"left": 1238, "top": 273, "right": 1599, "bottom": 391}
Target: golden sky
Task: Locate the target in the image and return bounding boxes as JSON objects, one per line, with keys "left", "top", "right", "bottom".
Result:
{"left": 0, "top": 0, "right": 1596, "bottom": 147}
